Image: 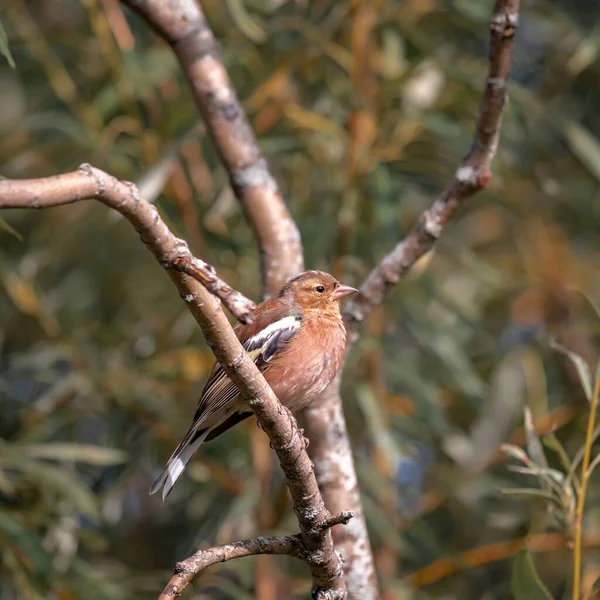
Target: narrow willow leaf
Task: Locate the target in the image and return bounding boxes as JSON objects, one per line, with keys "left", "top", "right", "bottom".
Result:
{"left": 587, "top": 453, "right": 600, "bottom": 478}
{"left": 507, "top": 465, "right": 565, "bottom": 484}
{"left": 19, "top": 443, "right": 127, "bottom": 465}
{"left": 0, "top": 216, "right": 23, "bottom": 241}
{"left": 543, "top": 434, "right": 573, "bottom": 476}
{"left": 0, "top": 21, "right": 15, "bottom": 68}
{"left": 524, "top": 407, "right": 548, "bottom": 468}
{"left": 549, "top": 340, "right": 593, "bottom": 402}
{"left": 511, "top": 548, "right": 554, "bottom": 600}
{"left": 499, "top": 487, "right": 562, "bottom": 507}
{"left": 0, "top": 512, "right": 53, "bottom": 586}
{"left": 501, "top": 443, "right": 530, "bottom": 464}
{"left": 563, "top": 120, "right": 600, "bottom": 184}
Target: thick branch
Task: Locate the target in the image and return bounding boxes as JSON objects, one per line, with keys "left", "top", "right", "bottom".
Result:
{"left": 304, "top": 2, "right": 519, "bottom": 596}
{"left": 345, "top": 0, "right": 520, "bottom": 331}
{"left": 120, "top": 1, "right": 374, "bottom": 596}
{"left": 122, "top": 0, "right": 304, "bottom": 297}
{"left": 0, "top": 166, "right": 347, "bottom": 599}
{"left": 0, "top": 169, "right": 254, "bottom": 322}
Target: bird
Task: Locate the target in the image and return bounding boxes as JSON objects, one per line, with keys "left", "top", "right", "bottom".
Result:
{"left": 150, "top": 270, "right": 357, "bottom": 500}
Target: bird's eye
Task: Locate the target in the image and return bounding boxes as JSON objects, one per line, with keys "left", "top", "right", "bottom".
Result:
{"left": 315, "top": 285, "right": 325, "bottom": 294}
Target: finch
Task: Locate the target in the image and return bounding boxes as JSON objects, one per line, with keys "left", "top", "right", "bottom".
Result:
{"left": 150, "top": 270, "right": 357, "bottom": 499}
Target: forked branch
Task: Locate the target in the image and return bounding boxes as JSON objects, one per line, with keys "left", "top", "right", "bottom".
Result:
{"left": 160, "top": 509, "right": 353, "bottom": 600}
{"left": 0, "top": 166, "right": 349, "bottom": 599}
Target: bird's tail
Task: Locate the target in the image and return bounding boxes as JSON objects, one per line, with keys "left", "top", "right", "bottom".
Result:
{"left": 149, "top": 428, "right": 211, "bottom": 500}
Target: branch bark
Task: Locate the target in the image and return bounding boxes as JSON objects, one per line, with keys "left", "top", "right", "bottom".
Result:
{"left": 122, "top": 0, "right": 304, "bottom": 297}
{"left": 0, "top": 166, "right": 348, "bottom": 599}
{"left": 303, "top": 2, "right": 520, "bottom": 595}
{"left": 344, "top": 0, "right": 520, "bottom": 333}
{"left": 112, "top": 1, "right": 518, "bottom": 598}
{"left": 118, "top": 2, "right": 379, "bottom": 595}
{"left": 160, "top": 535, "right": 301, "bottom": 600}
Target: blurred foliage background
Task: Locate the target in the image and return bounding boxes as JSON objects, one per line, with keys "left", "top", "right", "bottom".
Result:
{"left": 1, "top": 0, "right": 600, "bottom": 598}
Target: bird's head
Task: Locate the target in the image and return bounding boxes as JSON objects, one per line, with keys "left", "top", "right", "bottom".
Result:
{"left": 279, "top": 270, "right": 357, "bottom": 314}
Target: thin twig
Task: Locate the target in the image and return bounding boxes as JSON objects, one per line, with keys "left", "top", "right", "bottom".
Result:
{"left": 159, "top": 535, "right": 301, "bottom": 599}
{"left": 171, "top": 255, "right": 256, "bottom": 323}
{"left": 314, "top": 510, "right": 355, "bottom": 534}
{"left": 344, "top": 0, "right": 520, "bottom": 332}
{"left": 159, "top": 512, "right": 355, "bottom": 599}
{"left": 0, "top": 164, "right": 349, "bottom": 600}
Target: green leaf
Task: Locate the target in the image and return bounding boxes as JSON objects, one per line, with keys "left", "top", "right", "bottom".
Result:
{"left": 499, "top": 487, "right": 562, "bottom": 507}
{"left": 0, "top": 215, "right": 23, "bottom": 240}
{"left": 21, "top": 462, "right": 100, "bottom": 522}
{"left": 19, "top": 443, "right": 127, "bottom": 465}
{"left": 0, "top": 512, "right": 53, "bottom": 586}
{"left": 550, "top": 340, "right": 593, "bottom": 402}
{"left": 511, "top": 547, "right": 553, "bottom": 600}
{"left": 0, "top": 20, "right": 15, "bottom": 68}
{"left": 563, "top": 120, "right": 600, "bottom": 183}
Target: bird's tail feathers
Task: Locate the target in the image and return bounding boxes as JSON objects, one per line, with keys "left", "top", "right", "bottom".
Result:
{"left": 149, "top": 428, "right": 210, "bottom": 500}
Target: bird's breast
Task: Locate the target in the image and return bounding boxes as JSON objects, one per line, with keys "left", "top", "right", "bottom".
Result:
{"left": 265, "top": 315, "right": 346, "bottom": 411}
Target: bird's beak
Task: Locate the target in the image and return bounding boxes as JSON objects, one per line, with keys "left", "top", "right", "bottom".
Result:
{"left": 333, "top": 284, "right": 358, "bottom": 300}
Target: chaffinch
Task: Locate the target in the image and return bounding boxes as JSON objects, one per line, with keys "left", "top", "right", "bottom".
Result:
{"left": 151, "top": 270, "right": 357, "bottom": 499}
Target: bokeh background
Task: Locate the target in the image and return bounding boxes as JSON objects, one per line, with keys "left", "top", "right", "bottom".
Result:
{"left": 2, "top": 0, "right": 600, "bottom": 598}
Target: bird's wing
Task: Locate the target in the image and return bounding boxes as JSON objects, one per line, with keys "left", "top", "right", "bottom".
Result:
{"left": 150, "top": 309, "right": 302, "bottom": 498}
{"left": 192, "top": 313, "right": 302, "bottom": 426}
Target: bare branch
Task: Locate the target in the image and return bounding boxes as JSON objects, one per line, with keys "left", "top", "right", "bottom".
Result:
{"left": 344, "top": 0, "right": 520, "bottom": 330}
{"left": 121, "top": 0, "right": 304, "bottom": 296}
{"left": 159, "top": 535, "right": 301, "bottom": 599}
{"left": 313, "top": 510, "right": 355, "bottom": 535}
{"left": 0, "top": 166, "right": 348, "bottom": 599}
{"left": 304, "top": 2, "right": 520, "bottom": 597}
{"left": 302, "top": 377, "right": 378, "bottom": 600}
{"left": 159, "top": 512, "right": 355, "bottom": 598}
{"left": 171, "top": 256, "right": 256, "bottom": 324}
{"left": 0, "top": 166, "right": 255, "bottom": 323}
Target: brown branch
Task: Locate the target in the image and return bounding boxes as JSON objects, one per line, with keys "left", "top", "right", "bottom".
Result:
{"left": 118, "top": 1, "right": 376, "bottom": 596}
{"left": 160, "top": 535, "right": 301, "bottom": 599}
{"left": 171, "top": 256, "right": 256, "bottom": 324}
{"left": 344, "top": 0, "right": 519, "bottom": 332}
{"left": 304, "top": 1, "right": 520, "bottom": 596}
{"left": 160, "top": 511, "right": 354, "bottom": 599}
{"left": 121, "top": 0, "right": 304, "bottom": 297}
{"left": 0, "top": 168, "right": 254, "bottom": 323}
{"left": 0, "top": 166, "right": 348, "bottom": 599}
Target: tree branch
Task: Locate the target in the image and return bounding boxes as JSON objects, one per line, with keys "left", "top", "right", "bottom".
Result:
{"left": 160, "top": 535, "right": 301, "bottom": 600}
{"left": 0, "top": 166, "right": 348, "bottom": 599}
{"left": 121, "top": 0, "right": 304, "bottom": 297}
{"left": 159, "top": 510, "right": 354, "bottom": 599}
{"left": 118, "top": 1, "right": 377, "bottom": 596}
{"left": 0, "top": 167, "right": 255, "bottom": 323}
{"left": 304, "top": 2, "right": 520, "bottom": 595}
{"left": 171, "top": 255, "right": 256, "bottom": 324}
{"left": 345, "top": 0, "right": 520, "bottom": 332}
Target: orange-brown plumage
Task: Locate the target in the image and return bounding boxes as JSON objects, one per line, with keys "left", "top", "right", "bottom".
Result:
{"left": 151, "top": 270, "right": 356, "bottom": 499}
